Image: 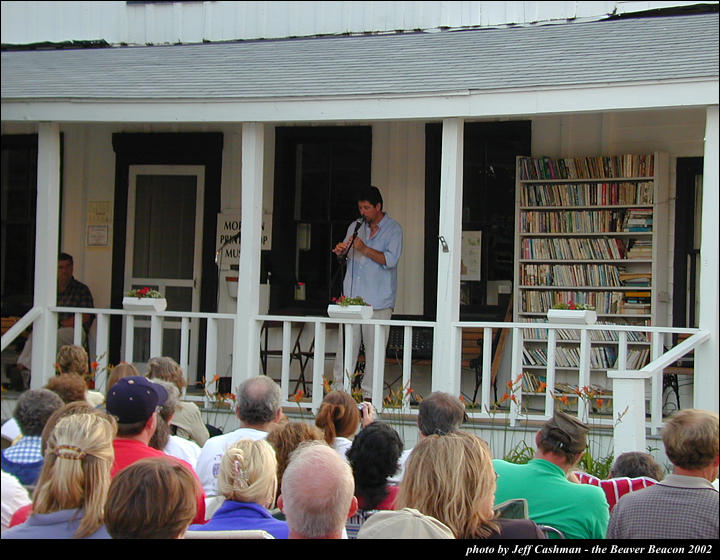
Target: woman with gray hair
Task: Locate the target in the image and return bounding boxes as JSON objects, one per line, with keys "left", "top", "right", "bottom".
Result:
{"left": 146, "top": 356, "right": 209, "bottom": 447}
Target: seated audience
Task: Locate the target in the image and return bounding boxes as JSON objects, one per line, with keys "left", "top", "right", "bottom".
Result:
{"left": 55, "top": 345, "right": 104, "bottom": 407}
{"left": 148, "top": 380, "right": 201, "bottom": 469}
{"left": 397, "top": 431, "right": 545, "bottom": 539}
{"left": 1, "top": 471, "right": 31, "bottom": 532}
{"left": 278, "top": 441, "right": 358, "bottom": 539}
{"left": 188, "top": 439, "right": 289, "bottom": 538}
{"left": 46, "top": 373, "right": 88, "bottom": 405}
{"left": 104, "top": 457, "right": 199, "bottom": 539}
{"left": 146, "top": 356, "right": 209, "bottom": 446}
{"left": 573, "top": 450, "right": 664, "bottom": 510}
{"left": 1, "top": 389, "right": 64, "bottom": 486}
{"left": 196, "top": 376, "right": 283, "bottom": 496}
{"left": 266, "top": 422, "right": 325, "bottom": 503}
{"left": 105, "top": 362, "right": 140, "bottom": 394}
{"left": 357, "top": 508, "right": 455, "bottom": 539}
{"left": 2, "top": 412, "right": 116, "bottom": 539}
{"left": 390, "top": 391, "right": 466, "bottom": 483}
{"left": 7, "top": 401, "right": 103, "bottom": 528}
{"left": 608, "top": 409, "right": 719, "bottom": 539}
{"left": 347, "top": 421, "right": 403, "bottom": 510}
{"left": 315, "top": 390, "right": 374, "bottom": 461}
{"left": 493, "top": 411, "right": 608, "bottom": 539}
{"left": 106, "top": 375, "right": 206, "bottom": 524}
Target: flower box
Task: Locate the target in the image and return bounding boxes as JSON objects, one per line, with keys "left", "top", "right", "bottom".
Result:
{"left": 327, "top": 304, "right": 373, "bottom": 320}
{"left": 547, "top": 309, "right": 597, "bottom": 324}
{"left": 122, "top": 296, "right": 167, "bottom": 312}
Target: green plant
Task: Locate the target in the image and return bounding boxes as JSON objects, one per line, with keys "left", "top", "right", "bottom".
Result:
{"left": 504, "top": 440, "right": 535, "bottom": 464}
{"left": 578, "top": 448, "right": 614, "bottom": 479}
{"left": 125, "top": 287, "right": 163, "bottom": 298}
{"left": 331, "top": 295, "right": 369, "bottom": 306}
{"left": 551, "top": 302, "right": 595, "bottom": 310}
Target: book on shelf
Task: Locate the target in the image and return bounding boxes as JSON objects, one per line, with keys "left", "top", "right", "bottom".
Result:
{"left": 518, "top": 154, "right": 655, "bottom": 182}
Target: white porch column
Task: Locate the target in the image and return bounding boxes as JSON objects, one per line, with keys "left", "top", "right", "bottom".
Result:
{"left": 695, "top": 105, "right": 719, "bottom": 413}
{"left": 431, "top": 118, "right": 464, "bottom": 395}
{"left": 232, "top": 123, "right": 264, "bottom": 391}
{"left": 608, "top": 369, "right": 652, "bottom": 457}
{"left": 30, "top": 123, "right": 61, "bottom": 389}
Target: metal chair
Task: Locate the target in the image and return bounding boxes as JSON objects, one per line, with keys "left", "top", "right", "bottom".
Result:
{"left": 537, "top": 524, "right": 566, "bottom": 539}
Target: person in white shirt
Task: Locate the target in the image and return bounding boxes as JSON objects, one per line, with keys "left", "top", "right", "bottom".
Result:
{"left": 1, "top": 470, "right": 31, "bottom": 531}
{"left": 148, "top": 379, "right": 202, "bottom": 470}
{"left": 195, "top": 376, "right": 283, "bottom": 496}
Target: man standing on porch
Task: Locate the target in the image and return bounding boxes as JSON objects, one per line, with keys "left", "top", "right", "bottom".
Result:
{"left": 331, "top": 186, "right": 403, "bottom": 400}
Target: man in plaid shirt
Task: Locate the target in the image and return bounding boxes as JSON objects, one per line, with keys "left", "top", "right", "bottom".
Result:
{"left": 17, "top": 253, "right": 94, "bottom": 374}
{"left": 607, "top": 409, "right": 719, "bottom": 539}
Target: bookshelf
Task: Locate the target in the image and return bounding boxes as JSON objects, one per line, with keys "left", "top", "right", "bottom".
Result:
{"left": 514, "top": 152, "right": 669, "bottom": 414}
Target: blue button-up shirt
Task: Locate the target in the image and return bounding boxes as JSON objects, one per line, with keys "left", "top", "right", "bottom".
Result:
{"left": 342, "top": 214, "right": 403, "bottom": 310}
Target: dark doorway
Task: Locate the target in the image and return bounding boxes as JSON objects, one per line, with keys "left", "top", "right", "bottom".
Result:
{"left": 673, "top": 157, "right": 703, "bottom": 328}
{"left": 109, "top": 133, "right": 223, "bottom": 374}
{"left": 425, "top": 121, "right": 531, "bottom": 320}
{"left": 1, "top": 135, "right": 38, "bottom": 317}
{"left": 269, "top": 126, "right": 372, "bottom": 315}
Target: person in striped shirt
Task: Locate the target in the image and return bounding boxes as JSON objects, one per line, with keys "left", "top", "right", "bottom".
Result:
{"left": 572, "top": 451, "right": 664, "bottom": 510}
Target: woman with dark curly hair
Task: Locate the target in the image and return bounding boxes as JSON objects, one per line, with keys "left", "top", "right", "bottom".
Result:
{"left": 347, "top": 422, "right": 403, "bottom": 510}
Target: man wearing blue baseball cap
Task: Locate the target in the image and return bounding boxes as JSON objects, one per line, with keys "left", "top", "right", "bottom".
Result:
{"left": 106, "top": 376, "right": 207, "bottom": 525}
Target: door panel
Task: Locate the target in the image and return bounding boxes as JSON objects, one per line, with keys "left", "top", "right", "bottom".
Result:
{"left": 123, "top": 165, "right": 205, "bottom": 374}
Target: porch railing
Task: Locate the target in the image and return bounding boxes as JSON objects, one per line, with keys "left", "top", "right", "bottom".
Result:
{"left": 2, "top": 306, "right": 708, "bottom": 435}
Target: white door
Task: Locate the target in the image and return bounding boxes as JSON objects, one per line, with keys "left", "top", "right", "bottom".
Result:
{"left": 123, "top": 165, "right": 205, "bottom": 380}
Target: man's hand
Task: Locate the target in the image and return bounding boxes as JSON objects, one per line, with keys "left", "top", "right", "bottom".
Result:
{"left": 333, "top": 240, "right": 351, "bottom": 256}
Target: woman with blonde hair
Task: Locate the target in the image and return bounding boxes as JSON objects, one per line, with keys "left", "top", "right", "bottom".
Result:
{"left": 146, "top": 356, "right": 209, "bottom": 446}
{"left": 396, "top": 432, "right": 544, "bottom": 539}
{"left": 315, "top": 390, "right": 374, "bottom": 460}
{"left": 3, "top": 412, "right": 116, "bottom": 539}
{"left": 187, "top": 438, "right": 289, "bottom": 538}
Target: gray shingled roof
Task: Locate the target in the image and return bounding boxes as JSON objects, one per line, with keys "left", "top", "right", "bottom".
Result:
{"left": 1, "top": 13, "right": 717, "bottom": 101}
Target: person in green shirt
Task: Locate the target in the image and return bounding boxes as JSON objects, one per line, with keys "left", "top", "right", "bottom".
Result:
{"left": 493, "top": 411, "right": 609, "bottom": 539}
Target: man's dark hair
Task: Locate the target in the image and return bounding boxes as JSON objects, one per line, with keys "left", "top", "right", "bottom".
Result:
{"left": 357, "top": 186, "right": 383, "bottom": 209}
{"left": 417, "top": 392, "right": 466, "bottom": 437}
{"left": 58, "top": 252, "right": 73, "bottom": 264}
{"left": 235, "top": 376, "right": 281, "bottom": 426}
{"left": 115, "top": 420, "right": 149, "bottom": 438}
{"left": 610, "top": 451, "right": 664, "bottom": 480}
{"left": 14, "top": 389, "right": 64, "bottom": 436}
{"left": 347, "top": 422, "right": 403, "bottom": 510}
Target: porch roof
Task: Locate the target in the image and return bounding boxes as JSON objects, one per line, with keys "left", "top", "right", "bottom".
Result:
{"left": 1, "top": 12, "right": 717, "bottom": 104}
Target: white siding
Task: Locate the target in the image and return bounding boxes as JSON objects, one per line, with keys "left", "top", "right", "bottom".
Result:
{"left": 2, "top": 1, "right": 707, "bottom": 46}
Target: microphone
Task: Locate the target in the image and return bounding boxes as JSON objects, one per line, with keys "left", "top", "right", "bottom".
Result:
{"left": 352, "top": 218, "right": 363, "bottom": 235}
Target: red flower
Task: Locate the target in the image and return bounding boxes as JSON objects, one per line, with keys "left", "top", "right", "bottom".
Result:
{"left": 569, "top": 302, "right": 576, "bottom": 310}
{"left": 596, "top": 398, "right": 604, "bottom": 408}
{"left": 560, "top": 395, "right": 569, "bottom": 404}
{"left": 510, "top": 395, "right": 517, "bottom": 404}
{"left": 91, "top": 361, "right": 99, "bottom": 371}
{"left": 537, "top": 381, "right": 547, "bottom": 393}
{"left": 292, "top": 389, "right": 304, "bottom": 403}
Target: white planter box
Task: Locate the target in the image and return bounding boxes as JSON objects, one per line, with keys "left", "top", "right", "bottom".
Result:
{"left": 547, "top": 309, "right": 597, "bottom": 324}
{"left": 327, "top": 304, "right": 373, "bottom": 320}
{"left": 122, "top": 297, "right": 167, "bottom": 312}
{"left": 225, "top": 276, "right": 238, "bottom": 299}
